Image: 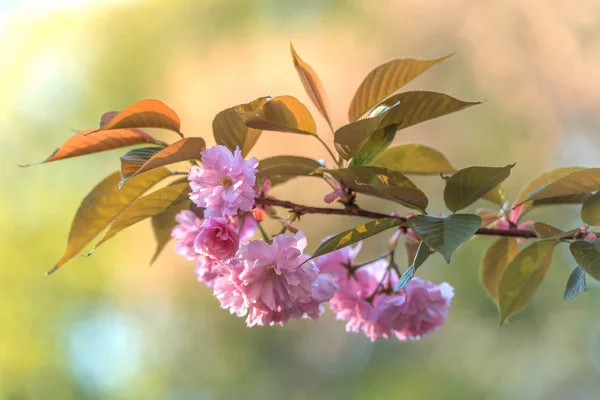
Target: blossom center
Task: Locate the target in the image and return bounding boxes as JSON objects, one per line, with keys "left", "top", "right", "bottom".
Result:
{"left": 220, "top": 178, "right": 233, "bottom": 188}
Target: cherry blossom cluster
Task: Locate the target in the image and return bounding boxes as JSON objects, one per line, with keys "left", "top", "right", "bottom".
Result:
{"left": 171, "top": 145, "right": 454, "bottom": 341}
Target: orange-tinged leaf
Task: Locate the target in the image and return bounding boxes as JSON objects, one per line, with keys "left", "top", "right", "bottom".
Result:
{"left": 242, "top": 95, "right": 317, "bottom": 136}
{"left": 290, "top": 42, "right": 332, "bottom": 128}
{"left": 119, "top": 147, "right": 164, "bottom": 183}
{"left": 481, "top": 237, "right": 519, "bottom": 303}
{"left": 48, "top": 168, "right": 171, "bottom": 274}
{"left": 213, "top": 96, "right": 271, "bottom": 157}
{"left": 348, "top": 54, "right": 453, "bottom": 121}
{"left": 91, "top": 182, "right": 191, "bottom": 251}
{"left": 94, "top": 99, "right": 182, "bottom": 136}
{"left": 19, "top": 128, "right": 156, "bottom": 167}
{"left": 121, "top": 137, "right": 205, "bottom": 185}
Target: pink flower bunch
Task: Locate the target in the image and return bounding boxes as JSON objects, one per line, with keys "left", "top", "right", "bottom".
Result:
{"left": 316, "top": 246, "right": 454, "bottom": 342}
{"left": 213, "top": 232, "right": 337, "bottom": 326}
{"left": 188, "top": 145, "right": 258, "bottom": 218}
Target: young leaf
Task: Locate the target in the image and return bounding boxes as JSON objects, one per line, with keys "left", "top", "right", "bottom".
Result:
{"left": 151, "top": 198, "right": 194, "bottom": 264}
{"left": 564, "top": 266, "right": 588, "bottom": 301}
{"left": 348, "top": 125, "right": 397, "bottom": 167}
{"left": 321, "top": 166, "right": 428, "bottom": 212}
{"left": 533, "top": 222, "right": 580, "bottom": 240}
{"left": 408, "top": 214, "right": 482, "bottom": 262}
{"left": 394, "top": 241, "right": 435, "bottom": 291}
{"left": 334, "top": 112, "right": 388, "bottom": 160}
{"left": 310, "top": 218, "right": 403, "bottom": 261}
{"left": 521, "top": 168, "right": 600, "bottom": 204}
{"left": 94, "top": 99, "right": 182, "bottom": 136}
{"left": 443, "top": 165, "right": 514, "bottom": 212}
{"left": 257, "top": 156, "right": 322, "bottom": 187}
{"left": 290, "top": 42, "right": 332, "bottom": 128}
{"left": 581, "top": 191, "right": 600, "bottom": 226}
{"left": 120, "top": 138, "right": 205, "bottom": 185}
{"left": 570, "top": 239, "right": 600, "bottom": 280}
{"left": 49, "top": 168, "right": 171, "bottom": 274}
{"left": 498, "top": 240, "right": 558, "bottom": 325}
{"left": 377, "top": 91, "right": 481, "bottom": 131}
{"left": 213, "top": 96, "right": 271, "bottom": 157}
{"left": 241, "top": 96, "right": 317, "bottom": 135}
{"left": 348, "top": 54, "right": 453, "bottom": 121}
{"left": 120, "top": 147, "right": 164, "bottom": 182}
{"left": 480, "top": 237, "right": 519, "bottom": 303}
{"left": 19, "top": 128, "right": 156, "bottom": 167}
{"left": 90, "top": 182, "right": 191, "bottom": 251}
{"left": 371, "top": 144, "right": 456, "bottom": 174}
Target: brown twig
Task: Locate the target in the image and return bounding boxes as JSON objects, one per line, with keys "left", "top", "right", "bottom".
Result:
{"left": 255, "top": 196, "right": 541, "bottom": 239}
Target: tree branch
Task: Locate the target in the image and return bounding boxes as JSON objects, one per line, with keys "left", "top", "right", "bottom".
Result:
{"left": 255, "top": 196, "right": 540, "bottom": 239}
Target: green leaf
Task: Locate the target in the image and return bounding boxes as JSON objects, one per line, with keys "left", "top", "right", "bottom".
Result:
{"left": 394, "top": 241, "right": 435, "bottom": 291}
{"left": 570, "top": 239, "right": 600, "bottom": 280}
{"left": 310, "top": 218, "right": 403, "bottom": 261}
{"left": 407, "top": 214, "right": 481, "bottom": 262}
{"left": 533, "top": 222, "right": 580, "bottom": 240}
{"left": 371, "top": 144, "right": 456, "bottom": 174}
{"left": 213, "top": 96, "right": 271, "bottom": 157}
{"left": 120, "top": 137, "right": 205, "bottom": 186}
{"left": 90, "top": 182, "right": 192, "bottom": 252}
{"left": 151, "top": 198, "right": 195, "bottom": 264}
{"left": 443, "top": 165, "right": 514, "bottom": 212}
{"left": 120, "top": 147, "right": 164, "bottom": 181}
{"left": 348, "top": 125, "right": 397, "bottom": 167}
{"left": 48, "top": 168, "right": 171, "bottom": 274}
{"left": 336, "top": 91, "right": 479, "bottom": 161}
{"left": 334, "top": 112, "right": 388, "bottom": 160}
{"left": 257, "top": 156, "right": 322, "bottom": 187}
{"left": 521, "top": 168, "right": 600, "bottom": 204}
{"left": 241, "top": 95, "right": 317, "bottom": 136}
{"left": 581, "top": 191, "right": 600, "bottom": 226}
{"left": 564, "top": 266, "right": 588, "bottom": 301}
{"left": 498, "top": 240, "right": 558, "bottom": 325}
{"left": 377, "top": 91, "right": 481, "bottom": 131}
{"left": 517, "top": 167, "right": 586, "bottom": 205}
{"left": 348, "top": 54, "right": 453, "bottom": 121}
{"left": 290, "top": 42, "right": 332, "bottom": 128}
{"left": 480, "top": 237, "right": 519, "bottom": 303}
{"left": 321, "top": 166, "right": 428, "bottom": 212}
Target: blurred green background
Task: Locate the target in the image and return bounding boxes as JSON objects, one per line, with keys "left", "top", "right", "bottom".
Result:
{"left": 3, "top": 0, "right": 600, "bottom": 399}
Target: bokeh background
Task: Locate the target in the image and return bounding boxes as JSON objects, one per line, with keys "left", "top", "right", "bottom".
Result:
{"left": 3, "top": 0, "right": 600, "bottom": 398}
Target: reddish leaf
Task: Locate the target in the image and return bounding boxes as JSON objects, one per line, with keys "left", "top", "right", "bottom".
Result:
{"left": 290, "top": 42, "right": 332, "bottom": 128}
{"left": 19, "top": 128, "right": 156, "bottom": 166}
{"left": 213, "top": 96, "right": 271, "bottom": 157}
{"left": 241, "top": 96, "right": 317, "bottom": 136}
{"left": 121, "top": 137, "right": 206, "bottom": 185}
{"left": 93, "top": 99, "right": 182, "bottom": 136}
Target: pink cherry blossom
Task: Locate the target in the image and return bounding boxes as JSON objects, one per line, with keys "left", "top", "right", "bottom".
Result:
{"left": 313, "top": 241, "right": 362, "bottom": 280}
{"left": 188, "top": 145, "right": 258, "bottom": 218}
{"left": 195, "top": 255, "right": 228, "bottom": 288}
{"left": 194, "top": 217, "right": 239, "bottom": 260}
{"left": 232, "top": 215, "right": 258, "bottom": 243}
{"left": 171, "top": 210, "right": 202, "bottom": 260}
{"left": 330, "top": 259, "right": 454, "bottom": 341}
{"left": 379, "top": 277, "right": 454, "bottom": 340}
{"left": 213, "top": 231, "right": 336, "bottom": 326}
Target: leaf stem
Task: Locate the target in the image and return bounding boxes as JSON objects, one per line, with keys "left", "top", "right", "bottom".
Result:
{"left": 315, "top": 135, "right": 340, "bottom": 167}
